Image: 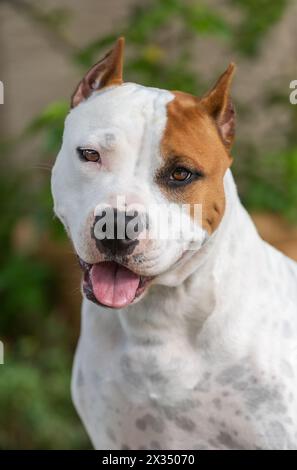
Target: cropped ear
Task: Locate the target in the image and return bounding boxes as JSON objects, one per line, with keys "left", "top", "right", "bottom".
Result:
{"left": 71, "top": 37, "right": 125, "bottom": 108}
{"left": 200, "top": 63, "right": 236, "bottom": 150}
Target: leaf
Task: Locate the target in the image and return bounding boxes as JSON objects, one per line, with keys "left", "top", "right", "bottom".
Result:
{"left": 182, "top": 4, "right": 231, "bottom": 37}
{"left": 27, "top": 101, "right": 69, "bottom": 134}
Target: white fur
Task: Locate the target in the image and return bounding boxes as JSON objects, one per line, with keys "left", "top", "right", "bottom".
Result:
{"left": 52, "top": 83, "right": 297, "bottom": 450}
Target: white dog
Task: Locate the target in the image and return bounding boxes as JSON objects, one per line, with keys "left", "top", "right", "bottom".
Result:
{"left": 51, "top": 38, "right": 297, "bottom": 450}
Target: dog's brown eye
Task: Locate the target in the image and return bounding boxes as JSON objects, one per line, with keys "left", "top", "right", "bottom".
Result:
{"left": 78, "top": 148, "right": 100, "bottom": 162}
{"left": 170, "top": 167, "right": 192, "bottom": 182}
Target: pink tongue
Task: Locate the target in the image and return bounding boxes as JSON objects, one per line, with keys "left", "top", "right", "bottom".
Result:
{"left": 90, "top": 262, "right": 140, "bottom": 308}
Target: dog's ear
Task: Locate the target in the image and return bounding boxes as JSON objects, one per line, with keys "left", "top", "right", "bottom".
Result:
{"left": 71, "top": 37, "right": 125, "bottom": 108}
{"left": 200, "top": 63, "right": 236, "bottom": 150}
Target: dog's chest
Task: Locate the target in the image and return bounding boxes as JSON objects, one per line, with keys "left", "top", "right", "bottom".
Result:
{"left": 72, "top": 332, "right": 205, "bottom": 449}
{"left": 72, "top": 314, "right": 297, "bottom": 450}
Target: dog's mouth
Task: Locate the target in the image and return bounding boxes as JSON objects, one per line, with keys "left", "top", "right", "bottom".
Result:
{"left": 78, "top": 258, "right": 153, "bottom": 309}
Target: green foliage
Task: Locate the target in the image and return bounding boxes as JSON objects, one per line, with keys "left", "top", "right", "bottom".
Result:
{"left": 0, "top": 346, "right": 90, "bottom": 449}
{"left": 0, "top": 165, "right": 90, "bottom": 449}
{"left": 75, "top": 0, "right": 230, "bottom": 68}
{"left": 27, "top": 101, "right": 69, "bottom": 154}
{"left": 181, "top": 3, "right": 231, "bottom": 36}
{"left": 236, "top": 146, "right": 297, "bottom": 221}
{"left": 230, "top": 0, "right": 288, "bottom": 55}
{"left": 0, "top": 256, "right": 53, "bottom": 336}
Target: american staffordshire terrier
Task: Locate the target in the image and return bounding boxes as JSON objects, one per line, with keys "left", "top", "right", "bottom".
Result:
{"left": 51, "top": 38, "right": 297, "bottom": 450}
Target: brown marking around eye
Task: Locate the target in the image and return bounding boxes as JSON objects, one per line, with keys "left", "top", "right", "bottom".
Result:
{"left": 159, "top": 91, "right": 232, "bottom": 234}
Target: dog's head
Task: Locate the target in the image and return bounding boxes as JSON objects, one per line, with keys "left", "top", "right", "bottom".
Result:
{"left": 51, "top": 37, "right": 235, "bottom": 309}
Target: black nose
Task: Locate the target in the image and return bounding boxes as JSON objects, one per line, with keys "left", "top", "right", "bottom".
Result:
{"left": 92, "top": 208, "right": 145, "bottom": 255}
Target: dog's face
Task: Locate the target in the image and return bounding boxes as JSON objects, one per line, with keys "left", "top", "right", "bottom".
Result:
{"left": 51, "top": 38, "right": 235, "bottom": 309}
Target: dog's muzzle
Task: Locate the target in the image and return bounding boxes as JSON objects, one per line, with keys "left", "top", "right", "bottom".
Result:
{"left": 91, "top": 208, "right": 147, "bottom": 256}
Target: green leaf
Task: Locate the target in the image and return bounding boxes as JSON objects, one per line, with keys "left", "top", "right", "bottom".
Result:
{"left": 182, "top": 4, "right": 231, "bottom": 37}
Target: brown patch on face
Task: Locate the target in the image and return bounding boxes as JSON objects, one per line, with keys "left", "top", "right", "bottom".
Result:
{"left": 159, "top": 91, "right": 233, "bottom": 233}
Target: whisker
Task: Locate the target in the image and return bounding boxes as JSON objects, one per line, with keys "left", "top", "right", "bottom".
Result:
{"left": 31, "top": 164, "right": 53, "bottom": 172}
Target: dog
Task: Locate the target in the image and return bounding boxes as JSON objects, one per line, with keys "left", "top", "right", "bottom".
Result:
{"left": 51, "top": 37, "right": 297, "bottom": 450}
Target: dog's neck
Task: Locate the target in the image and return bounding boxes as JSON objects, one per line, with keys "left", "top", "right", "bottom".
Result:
{"left": 117, "top": 170, "right": 263, "bottom": 342}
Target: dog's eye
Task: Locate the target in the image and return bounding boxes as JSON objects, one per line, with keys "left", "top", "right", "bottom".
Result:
{"left": 77, "top": 148, "right": 100, "bottom": 162}
{"left": 170, "top": 167, "right": 192, "bottom": 182}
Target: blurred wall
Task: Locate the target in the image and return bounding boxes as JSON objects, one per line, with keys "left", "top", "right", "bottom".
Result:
{"left": 0, "top": 0, "right": 137, "bottom": 137}
{"left": 0, "top": 0, "right": 296, "bottom": 151}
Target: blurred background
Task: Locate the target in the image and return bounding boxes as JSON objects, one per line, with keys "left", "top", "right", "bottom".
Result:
{"left": 0, "top": 0, "right": 296, "bottom": 449}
